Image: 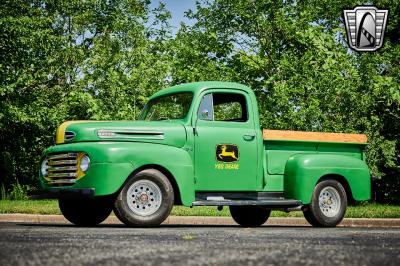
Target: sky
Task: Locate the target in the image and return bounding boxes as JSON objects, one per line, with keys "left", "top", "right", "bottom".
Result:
{"left": 149, "top": 0, "right": 197, "bottom": 33}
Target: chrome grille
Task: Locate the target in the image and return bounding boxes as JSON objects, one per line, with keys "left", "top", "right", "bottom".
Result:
{"left": 45, "top": 152, "right": 78, "bottom": 186}
{"left": 64, "top": 131, "right": 76, "bottom": 141}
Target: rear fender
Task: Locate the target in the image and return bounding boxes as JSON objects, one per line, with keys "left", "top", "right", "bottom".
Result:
{"left": 284, "top": 154, "right": 370, "bottom": 204}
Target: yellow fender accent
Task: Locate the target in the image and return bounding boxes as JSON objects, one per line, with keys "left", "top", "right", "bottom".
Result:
{"left": 56, "top": 120, "right": 117, "bottom": 144}
{"left": 55, "top": 121, "right": 89, "bottom": 144}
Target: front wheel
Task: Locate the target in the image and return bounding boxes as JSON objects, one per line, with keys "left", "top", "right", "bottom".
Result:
{"left": 59, "top": 197, "right": 113, "bottom": 226}
{"left": 303, "top": 179, "right": 347, "bottom": 227}
{"left": 229, "top": 206, "right": 271, "bottom": 227}
{"left": 113, "top": 169, "right": 174, "bottom": 227}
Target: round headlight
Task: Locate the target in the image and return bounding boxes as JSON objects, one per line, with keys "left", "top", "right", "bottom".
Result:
{"left": 80, "top": 155, "right": 90, "bottom": 172}
{"left": 41, "top": 160, "right": 48, "bottom": 176}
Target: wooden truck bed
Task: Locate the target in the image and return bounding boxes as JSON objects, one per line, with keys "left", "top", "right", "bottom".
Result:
{"left": 263, "top": 130, "right": 367, "bottom": 144}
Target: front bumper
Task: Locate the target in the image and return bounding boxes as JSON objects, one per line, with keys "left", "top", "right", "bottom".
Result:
{"left": 28, "top": 188, "right": 95, "bottom": 200}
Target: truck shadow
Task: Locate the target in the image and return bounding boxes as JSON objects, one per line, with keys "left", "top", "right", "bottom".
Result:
{"left": 17, "top": 223, "right": 310, "bottom": 229}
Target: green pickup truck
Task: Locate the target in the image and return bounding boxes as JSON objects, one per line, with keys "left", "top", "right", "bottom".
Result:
{"left": 36, "top": 81, "right": 371, "bottom": 227}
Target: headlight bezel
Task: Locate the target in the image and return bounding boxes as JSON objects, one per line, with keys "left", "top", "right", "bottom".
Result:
{"left": 79, "top": 154, "right": 91, "bottom": 172}
{"left": 41, "top": 159, "right": 48, "bottom": 177}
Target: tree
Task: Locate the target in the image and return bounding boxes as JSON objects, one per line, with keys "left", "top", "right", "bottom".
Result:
{"left": 0, "top": 0, "right": 172, "bottom": 189}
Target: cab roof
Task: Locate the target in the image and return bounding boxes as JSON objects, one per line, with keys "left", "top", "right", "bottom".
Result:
{"left": 149, "top": 81, "right": 253, "bottom": 100}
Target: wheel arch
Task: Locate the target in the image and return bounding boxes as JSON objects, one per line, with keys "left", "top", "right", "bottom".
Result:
{"left": 317, "top": 174, "right": 355, "bottom": 205}
{"left": 128, "top": 164, "right": 183, "bottom": 205}
{"left": 108, "top": 143, "right": 195, "bottom": 206}
{"left": 116, "top": 161, "right": 196, "bottom": 206}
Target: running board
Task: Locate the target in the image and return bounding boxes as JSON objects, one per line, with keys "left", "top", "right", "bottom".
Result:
{"left": 192, "top": 199, "right": 302, "bottom": 207}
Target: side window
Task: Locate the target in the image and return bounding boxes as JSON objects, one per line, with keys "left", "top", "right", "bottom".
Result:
{"left": 213, "top": 93, "right": 248, "bottom": 122}
{"left": 197, "top": 92, "right": 248, "bottom": 122}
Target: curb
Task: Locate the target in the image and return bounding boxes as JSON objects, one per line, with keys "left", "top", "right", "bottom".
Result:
{"left": 0, "top": 214, "right": 399, "bottom": 227}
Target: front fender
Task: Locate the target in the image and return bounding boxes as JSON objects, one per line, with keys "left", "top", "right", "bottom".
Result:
{"left": 284, "top": 153, "right": 370, "bottom": 204}
{"left": 124, "top": 143, "right": 195, "bottom": 206}
{"left": 41, "top": 142, "right": 195, "bottom": 206}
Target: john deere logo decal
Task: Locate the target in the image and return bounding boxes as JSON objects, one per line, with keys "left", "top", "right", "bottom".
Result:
{"left": 216, "top": 144, "right": 239, "bottom": 163}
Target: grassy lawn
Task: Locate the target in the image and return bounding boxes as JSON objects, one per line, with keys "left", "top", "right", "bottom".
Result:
{"left": 0, "top": 200, "right": 399, "bottom": 218}
{"left": 0, "top": 200, "right": 60, "bottom": 215}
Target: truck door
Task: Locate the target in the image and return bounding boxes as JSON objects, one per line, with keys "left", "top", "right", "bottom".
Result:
{"left": 194, "top": 90, "right": 258, "bottom": 191}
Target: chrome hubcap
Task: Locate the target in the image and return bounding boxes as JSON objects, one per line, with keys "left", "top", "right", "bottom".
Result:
{"left": 127, "top": 180, "right": 162, "bottom": 216}
{"left": 318, "top": 186, "right": 341, "bottom": 217}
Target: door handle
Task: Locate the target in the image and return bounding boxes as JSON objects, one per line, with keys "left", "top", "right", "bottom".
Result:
{"left": 243, "top": 134, "right": 255, "bottom": 141}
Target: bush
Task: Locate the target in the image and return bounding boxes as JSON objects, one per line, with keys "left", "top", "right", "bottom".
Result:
{"left": 0, "top": 181, "right": 28, "bottom": 200}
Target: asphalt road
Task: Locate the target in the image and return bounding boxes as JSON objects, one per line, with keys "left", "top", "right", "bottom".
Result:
{"left": 0, "top": 222, "right": 399, "bottom": 266}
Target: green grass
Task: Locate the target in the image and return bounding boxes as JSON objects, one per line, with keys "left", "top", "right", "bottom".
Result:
{"left": 345, "top": 203, "right": 400, "bottom": 218}
{"left": 0, "top": 200, "right": 61, "bottom": 215}
{"left": 0, "top": 200, "right": 399, "bottom": 218}
{"left": 172, "top": 203, "right": 400, "bottom": 218}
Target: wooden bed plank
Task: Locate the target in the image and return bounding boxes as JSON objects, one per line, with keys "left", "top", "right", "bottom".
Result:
{"left": 263, "top": 129, "right": 367, "bottom": 143}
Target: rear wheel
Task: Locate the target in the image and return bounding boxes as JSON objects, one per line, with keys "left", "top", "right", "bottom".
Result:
{"left": 303, "top": 179, "right": 347, "bottom": 227}
{"left": 59, "top": 197, "right": 113, "bottom": 226}
{"left": 229, "top": 206, "right": 271, "bottom": 227}
{"left": 114, "top": 169, "right": 174, "bottom": 227}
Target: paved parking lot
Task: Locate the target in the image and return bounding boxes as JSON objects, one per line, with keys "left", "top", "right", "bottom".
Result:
{"left": 0, "top": 222, "right": 399, "bottom": 265}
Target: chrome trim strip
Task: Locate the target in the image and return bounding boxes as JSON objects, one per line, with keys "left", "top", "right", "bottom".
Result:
{"left": 48, "top": 160, "right": 77, "bottom": 166}
{"left": 97, "top": 130, "right": 165, "bottom": 139}
{"left": 47, "top": 153, "right": 78, "bottom": 160}
{"left": 112, "top": 135, "right": 164, "bottom": 140}
{"left": 48, "top": 166, "right": 77, "bottom": 172}
{"left": 47, "top": 172, "right": 78, "bottom": 178}
{"left": 115, "top": 130, "right": 164, "bottom": 135}
{"left": 47, "top": 179, "right": 77, "bottom": 184}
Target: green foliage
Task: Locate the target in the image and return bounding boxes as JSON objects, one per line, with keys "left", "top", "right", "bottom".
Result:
{"left": 142, "top": 92, "right": 193, "bottom": 121}
{"left": 0, "top": 185, "right": 7, "bottom": 200}
{"left": 9, "top": 181, "right": 28, "bottom": 200}
{"left": 0, "top": 180, "right": 28, "bottom": 200}
{"left": 0, "top": 0, "right": 172, "bottom": 189}
{"left": 1, "top": 0, "right": 399, "bottom": 203}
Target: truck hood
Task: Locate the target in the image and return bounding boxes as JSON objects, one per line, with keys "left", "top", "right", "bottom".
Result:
{"left": 56, "top": 120, "right": 187, "bottom": 148}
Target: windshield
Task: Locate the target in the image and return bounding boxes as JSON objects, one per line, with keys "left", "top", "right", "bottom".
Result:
{"left": 140, "top": 92, "right": 193, "bottom": 121}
